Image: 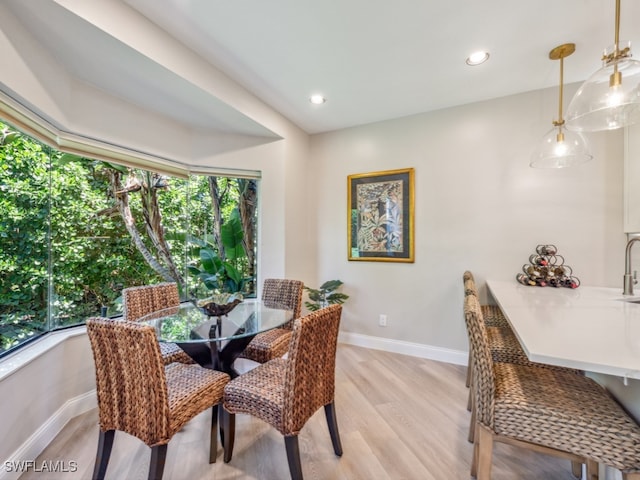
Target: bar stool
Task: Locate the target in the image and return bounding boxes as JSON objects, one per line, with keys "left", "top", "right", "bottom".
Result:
{"left": 462, "top": 271, "right": 582, "bottom": 444}
{"left": 465, "top": 294, "right": 640, "bottom": 480}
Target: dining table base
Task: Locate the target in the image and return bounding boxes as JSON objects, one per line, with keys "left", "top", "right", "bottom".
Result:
{"left": 177, "top": 335, "right": 255, "bottom": 378}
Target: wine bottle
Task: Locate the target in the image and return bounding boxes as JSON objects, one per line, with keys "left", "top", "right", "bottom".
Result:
{"left": 516, "top": 273, "right": 536, "bottom": 286}
{"left": 529, "top": 254, "right": 548, "bottom": 266}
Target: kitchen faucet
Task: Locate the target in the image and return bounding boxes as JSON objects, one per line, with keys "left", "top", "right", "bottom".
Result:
{"left": 623, "top": 237, "right": 640, "bottom": 295}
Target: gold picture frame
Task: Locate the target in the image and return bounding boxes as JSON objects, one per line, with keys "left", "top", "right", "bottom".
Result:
{"left": 347, "top": 168, "right": 414, "bottom": 262}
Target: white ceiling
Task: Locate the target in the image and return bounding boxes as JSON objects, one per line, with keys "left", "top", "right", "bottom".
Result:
{"left": 7, "top": 0, "right": 640, "bottom": 135}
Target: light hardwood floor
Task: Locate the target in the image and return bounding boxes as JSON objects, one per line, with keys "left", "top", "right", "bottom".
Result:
{"left": 19, "top": 344, "right": 581, "bottom": 480}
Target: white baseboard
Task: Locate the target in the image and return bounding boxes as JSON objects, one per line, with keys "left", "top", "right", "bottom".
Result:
{"left": 0, "top": 390, "right": 97, "bottom": 480}
{"left": 338, "top": 331, "right": 468, "bottom": 366}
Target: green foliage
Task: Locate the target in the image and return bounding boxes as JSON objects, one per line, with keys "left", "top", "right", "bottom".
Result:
{"left": 304, "top": 280, "right": 349, "bottom": 311}
{"left": 0, "top": 126, "right": 151, "bottom": 344}
{"left": 187, "top": 211, "right": 251, "bottom": 295}
{"left": 0, "top": 122, "right": 257, "bottom": 355}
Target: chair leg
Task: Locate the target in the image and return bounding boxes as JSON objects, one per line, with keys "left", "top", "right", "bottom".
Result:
{"left": 586, "top": 459, "right": 599, "bottom": 480}
{"left": 210, "top": 404, "right": 218, "bottom": 464}
{"left": 284, "top": 435, "right": 304, "bottom": 480}
{"left": 466, "top": 352, "right": 472, "bottom": 388}
{"left": 222, "top": 408, "right": 236, "bottom": 463}
{"left": 586, "top": 459, "right": 604, "bottom": 480}
{"left": 467, "top": 356, "right": 474, "bottom": 411}
{"left": 476, "top": 424, "right": 494, "bottom": 480}
{"left": 148, "top": 444, "right": 167, "bottom": 480}
{"left": 218, "top": 406, "right": 225, "bottom": 453}
{"left": 467, "top": 394, "right": 476, "bottom": 443}
{"left": 571, "top": 461, "right": 582, "bottom": 478}
{"left": 324, "top": 402, "right": 343, "bottom": 456}
{"left": 471, "top": 423, "right": 479, "bottom": 478}
{"left": 92, "top": 430, "right": 115, "bottom": 480}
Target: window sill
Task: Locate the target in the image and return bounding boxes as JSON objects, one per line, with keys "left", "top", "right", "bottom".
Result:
{"left": 0, "top": 326, "right": 87, "bottom": 382}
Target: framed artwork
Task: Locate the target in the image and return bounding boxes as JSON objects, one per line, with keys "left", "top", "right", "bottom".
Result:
{"left": 348, "top": 168, "right": 414, "bottom": 262}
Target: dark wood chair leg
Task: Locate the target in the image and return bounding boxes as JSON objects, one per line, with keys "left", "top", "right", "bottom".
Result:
{"left": 92, "top": 429, "right": 115, "bottom": 480}
{"left": 222, "top": 408, "right": 235, "bottom": 463}
{"left": 284, "top": 435, "right": 303, "bottom": 480}
{"left": 148, "top": 444, "right": 167, "bottom": 480}
{"left": 210, "top": 404, "right": 219, "bottom": 464}
{"left": 324, "top": 402, "right": 343, "bottom": 456}
{"left": 218, "top": 405, "right": 225, "bottom": 454}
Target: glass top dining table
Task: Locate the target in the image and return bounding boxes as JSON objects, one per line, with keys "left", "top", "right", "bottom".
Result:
{"left": 139, "top": 300, "right": 293, "bottom": 377}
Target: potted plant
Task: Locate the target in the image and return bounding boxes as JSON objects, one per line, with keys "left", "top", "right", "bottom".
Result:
{"left": 304, "top": 280, "right": 349, "bottom": 311}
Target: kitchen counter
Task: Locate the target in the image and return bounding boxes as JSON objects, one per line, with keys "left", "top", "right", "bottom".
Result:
{"left": 487, "top": 279, "right": 640, "bottom": 379}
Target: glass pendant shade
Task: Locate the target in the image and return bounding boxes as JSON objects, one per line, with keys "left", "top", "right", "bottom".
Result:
{"left": 565, "top": 54, "right": 640, "bottom": 132}
{"left": 531, "top": 43, "right": 593, "bottom": 168}
{"left": 530, "top": 125, "right": 593, "bottom": 168}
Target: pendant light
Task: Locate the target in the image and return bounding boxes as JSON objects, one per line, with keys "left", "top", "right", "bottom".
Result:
{"left": 531, "top": 43, "right": 593, "bottom": 168}
{"left": 565, "top": 0, "right": 640, "bottom": 131}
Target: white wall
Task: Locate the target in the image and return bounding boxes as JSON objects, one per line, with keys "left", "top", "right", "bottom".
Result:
{"left": 0, "top": 333, "right": 96, "bottom": 469}
{"left": 309, "top": 90, "right": 635, "bottom": 480}
{"left": 310, "top": 84, "right": 625, "bottom": 353}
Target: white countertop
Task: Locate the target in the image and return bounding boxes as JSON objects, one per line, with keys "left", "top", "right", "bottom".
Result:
{"left": 486, "top": 279, "right": 640, "bottom": 379}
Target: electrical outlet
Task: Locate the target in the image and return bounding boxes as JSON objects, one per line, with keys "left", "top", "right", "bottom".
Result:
{"left": 379, "top": 314, "right": 387, "bottom": 327}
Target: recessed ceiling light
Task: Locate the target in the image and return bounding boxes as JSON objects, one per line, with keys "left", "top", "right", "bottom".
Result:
{"left": 466, "top": 51, "right": 490, "bottom": 66}
{"left": 309, "top": 94, "right": 326, "bottom": 105}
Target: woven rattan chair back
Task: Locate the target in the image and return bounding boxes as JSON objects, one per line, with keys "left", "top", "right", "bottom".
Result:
{"left": 464, "top": 294, "right": 495, "bottom": 427}
{"left": 463, "top": 271, "right": 479, "bottom": 297}
{"left": 222, "top": 304, "right": 343, "bottom": 480}
{"left": 87, "top": 317, "right": 172, "bottom": 446}
{"left": 122, "top": 282, "right": 180, "bottom": 322}
{"left": 262, "top": 278, "right": 304, "bottom": 328}
{"left": 121, "top": 282, "right": 193, "bottom": 365}
{"left": 86, "top": 317, "right": 230, "bottom": 480}
{"left": 282, "top": 303, "right": 341, "bottom": 434}
{"left": 240, "top": 279, "right": 305, "bottom": 364}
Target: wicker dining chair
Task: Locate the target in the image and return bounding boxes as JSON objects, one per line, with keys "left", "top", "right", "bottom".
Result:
{"left": 240, "top": 278, "right": 304, "bottom": 364}
{"left": 85, "top": 317, "right": 230, "bottom": 480}
{"left": 122, "top": 282, "right": 194, "bottom": 364}
{"left": 222, "top": 304, "right": 343, "bottom": 480}
{"left": 464, "top": 294, "right": 640, "bottom": 480}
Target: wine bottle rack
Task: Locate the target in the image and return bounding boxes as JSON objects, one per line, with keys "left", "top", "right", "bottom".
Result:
{"left": 516, "top": 244, "right": 580, "bottom": 288}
